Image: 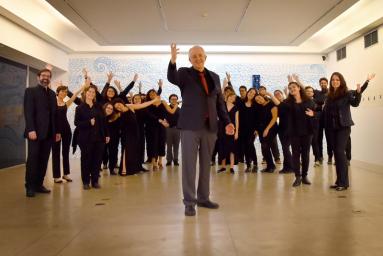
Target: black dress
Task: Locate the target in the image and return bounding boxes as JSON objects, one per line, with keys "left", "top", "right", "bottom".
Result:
{"left": 238, "top": 103, "right": 257, "bottom": 166}
{"left": 145, "top": 104, "right": 167, "bottom": 160}
{"left": 119, "top": 110, "right": 142, "bottom": 175}
{"left": 218, "top": 105, "right": 238, "bottom": 162}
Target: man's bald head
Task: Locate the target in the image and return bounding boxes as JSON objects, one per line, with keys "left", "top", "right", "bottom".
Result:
{"left": 188, "top": 45, "right": 207, "bottom": 72}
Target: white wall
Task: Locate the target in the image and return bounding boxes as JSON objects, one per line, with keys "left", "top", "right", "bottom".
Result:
{"left": 326, "top": 25, "right": 383, "bottom": 166}
{"left": 0, "top": 15, "right": 68, "bottom": 71}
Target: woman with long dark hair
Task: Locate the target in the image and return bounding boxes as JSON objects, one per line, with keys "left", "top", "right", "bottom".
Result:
{"left": 324, "top": 72, "right": 375, "bottom": 191}
{"left": 217, "top": 91, "right": 239, "bottom": 174}
{"left": 74, "top": 83, "right": 109, "bottom": 189}
{"left": 272, "top": 89, "right": 293, "bottom": 174}
{"left": 254, "top": 94, "right": 278, "bottom": 173}
{"left": 113, "top": 96, "right": 161, "bottom": 175}
{"left": 52, "top": 82, "right": 84, "bottom": 183}
{"left": 268, "top": 82, "right": 316, "bottom": 186}
{"left": 145, "top": 80, "right": 177, "bottom": 170}
{"left": 103, "top": 102, "right": 120, "bottom": 175}
{"left": 239, "top": 88, "right": 258, "bottom": 173}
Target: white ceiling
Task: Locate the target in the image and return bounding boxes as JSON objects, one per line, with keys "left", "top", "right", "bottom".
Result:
{"left": 46, "top": 0, "right": 359, "bottom": 46}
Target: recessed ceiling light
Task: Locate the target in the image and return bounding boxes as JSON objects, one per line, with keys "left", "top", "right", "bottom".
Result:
{"left": 202, "top": 12, "right": 208, "bottom": 18}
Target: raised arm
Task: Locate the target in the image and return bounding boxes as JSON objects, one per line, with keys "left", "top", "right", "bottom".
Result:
{"left": 157, "top": 79, "right": 163, "bottom": 95}
{"left": 167, "top": 43, "right": 181, "bottom": 86}
{"left": 265, "top": 91, "right": 281, "bottom": 106}
{"left": 127, "top": 96, "right": 161, "bottom": 110}
{"left": 161, "top": 100, "right": 178, "bottom": 114}
{"left": 118, "top": 73, "right": 138, "bottom": 100}
{"left": 66, "top": 80, "right": 89, "bottom": 107}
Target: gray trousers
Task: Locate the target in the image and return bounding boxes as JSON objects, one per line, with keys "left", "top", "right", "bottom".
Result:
{"left": 166, "top": 127, "right": 181, "bottom": 162}
{"left": 181, "top": 128, "right": 217, "bottom": 207}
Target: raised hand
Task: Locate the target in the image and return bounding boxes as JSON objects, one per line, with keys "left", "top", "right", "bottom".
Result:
{"left": 356, "top": 83, "right": 361, "bottom": 93}
{"left": 158, "top": 79, "right": 163, "bottom": 87}
{"left": 287, "top": 74, "right": 293, "bottom": 83}
{"left": 226, "top": 72, "right": 231, "bottom": 82}
{"left": 84, "top": 76, "right": 91, "bottom": 88}
{"left": 45, "top": 64, "right": 53, "bottom": 71}
{"left": 222, "top": 77, "right": 228, "bottom": 88}
{"left": 367, "top": 73, "right": 376, "bottom": 81}
{"left": 133, "top": 73, "right": 139, "bottom": 82}
{"left": 107, "top": 71, "right": 114, "bottom": 83}
{"left": 170, "top": 43, "right": 179, "bottom": 64}
{"left": 82, "top": 68, "right": 88, "bottom": 78}
{"left": 114, "top": 80, "right": 122, "bottom": 91}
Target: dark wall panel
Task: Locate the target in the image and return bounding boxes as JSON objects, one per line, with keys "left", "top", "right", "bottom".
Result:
{"left": 0, "top": 56, "right": 27, "bottom": 169}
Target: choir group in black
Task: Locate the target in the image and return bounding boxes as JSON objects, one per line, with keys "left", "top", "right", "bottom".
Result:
{"left": 23, "top": 66, "right": 375, "bottom": 197}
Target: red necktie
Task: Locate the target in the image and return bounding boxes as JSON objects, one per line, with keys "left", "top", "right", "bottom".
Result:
{"left": 198, "top": 72, "right": 209, "bottom": 95}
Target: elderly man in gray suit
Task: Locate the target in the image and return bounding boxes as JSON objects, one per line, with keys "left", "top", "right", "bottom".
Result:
{"left": 167, "top": 43, "right": 235, "bottom": 216}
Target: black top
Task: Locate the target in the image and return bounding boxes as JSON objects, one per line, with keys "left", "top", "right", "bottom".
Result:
{"left": 74, "top": 102, "right": 108, "bottom": 144}
{"left": 146, "top": 104, "right": 168, "bottom": 128}
{"left": 238, "top": 103, "right": 256, "bottom": 134}
{"left": 56, "top": 105, "right": 71, "bottom": 134}
{"left": 166, "top": 105, "right": 180, "bottom": 128}
{"left": 323, "top": 81, "right": 368, "bottom": 129}
{"left": 254, "top": 101, "right": 277, "bottom": 132}
{"left": 24, "top": 84, "right": 57, "bottom": 140}
{"left": 278, "top": 99, "right": 316, "bottom": 136}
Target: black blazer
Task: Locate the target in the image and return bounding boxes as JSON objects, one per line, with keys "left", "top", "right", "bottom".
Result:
{"left": 167, "top": 62, "right": 230, "bottom": 132}
{"left": 74, "top": 102, "right": 108, "bottom": 145}
{"left": 24, "top": 84, "right": 57, "bottom": 140}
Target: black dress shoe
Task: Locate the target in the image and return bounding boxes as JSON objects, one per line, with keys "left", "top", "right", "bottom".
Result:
{"left": 36, "top": 186, "right": 51, "bottom": 193}
{"left": 185, "top": 205, "right": 196, "bottom": 216}
{"left": 197, "top": 200, "right": 219, "bottom": 209}
{"left": 217, "top": 168, "right": 226, "bottom": 173}
{"left": 292, "top": 177, "right": 302, "bottom": 187}
{"left": 110, "top": 170, "right": 117, "bottom": 175}
{"left": 166, "top": 162, "right": 172, "bottom": 166}
{"left": 92, "top": 183, "right": 101, "bottom": 189}
{"left": 174, "top": 161, "right": 179, "bottom": 166}
{"left": 329, "top": 185, "right": 338, "bottom": 189}
{"left": 26, "top": 189, "right": 35, "bottom": 197}
{"left": 336, "top": 186, "right": 348, "bottom": 191}
{"left": 261, "top": 167, "right": 275, "bottom": 173}
{"left": 252, "top": 165, "right": 258, "bottom": 173}
{"left": 230, "top": 168, "right": 235, "bottom": 174}
{"left": 302, "top": 177, "right": 311, "bottom": 185}
{"left": 245, "top": 166, "right": 251, "bottom": 173}
{"left": 83, "top": 184, "right": 91, "bottom": 190}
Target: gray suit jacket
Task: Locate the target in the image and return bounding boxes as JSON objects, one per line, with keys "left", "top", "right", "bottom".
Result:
{"left": 167, "top": 61, "right": 230, "bottom": 132}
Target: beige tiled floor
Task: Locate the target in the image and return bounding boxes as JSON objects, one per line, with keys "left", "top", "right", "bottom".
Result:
{"left": 1, "top": 160, "right": 383, "bottom": 256}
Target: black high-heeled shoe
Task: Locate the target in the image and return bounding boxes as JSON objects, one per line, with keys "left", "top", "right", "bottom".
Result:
{"left": 217, "top": 168, "right": 226, "bottom": 173}
{"left": 336, "top": 186, "right": 348, "bottom": 191}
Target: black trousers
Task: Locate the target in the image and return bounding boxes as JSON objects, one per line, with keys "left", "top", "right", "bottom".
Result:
{"left": 278, "top": 132, "right": 293, "bottom": 171}
{"left": 324, "top": 127, "right": 334, "bottom": 159}
{"left": 25, "top": 138, "right": 53, "bottom": 189}
{"left": 271, "top": 137, "right": 280, "bottom": 160}
{"left": 291, "top": 135, "right": 312, "bottom": 178}
{"left": 79, "top": 142, "right": 104, "bottom": 185}
{"left": 311, "top": 128, "right": 321, "bottom": 161}
{"left": 259, "top": 130, "right": 277, "bottom": 169}
{"left": 103, "top": 135, "right": 119, "bottom": 173}
{"left": 52, "top": 132, "right": 72, "bottom": 178}
{"left": 346, "top": 136, "right": 351, "bottom": 161}
{"left": 328, "top": 127, "right": 351, "bottom": 187}
{"left": 241, "top": 132, "right": 257, "bottom": 166}
{"left": 317, "top": 113, "right": 325, "bottom": 160}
